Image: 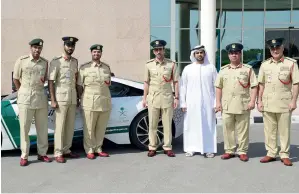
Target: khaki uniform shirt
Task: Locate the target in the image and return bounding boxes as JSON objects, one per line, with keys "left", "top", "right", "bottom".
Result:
{"left": 258, "top": 57, "right": 299, "bottom": 113}
{"left": 13, "top": 54, "right": 48, "bottom": 109}
{"left": 48, "top": 55, "right": 78, "bottom": 106}
{"left": 215, "top": 63, "right": 258, "bottom": 114}
{"left": 144, "top": 58, "right": 179, "bottom": 108}
{"left": 77, "top": 61, "right": 112, "bottom": 111}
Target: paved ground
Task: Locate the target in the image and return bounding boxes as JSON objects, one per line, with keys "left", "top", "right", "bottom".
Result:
{"left": 1, "top": 124, "right": 299, "bottom": 193}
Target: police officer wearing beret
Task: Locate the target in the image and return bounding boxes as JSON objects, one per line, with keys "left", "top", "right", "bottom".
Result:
{"left": 13, "top": 38, "right": 52, "bottom": 166}
{"left": 48, "top": 36, "right": 80, "bottom": 163}
{"left": 257, "top": 38, "right": 299, "bottom": 166}
{"left": 215, "top": 43, "right": 258, "bottom": 162}
{"left": 143, "top": 40, "right": 179, "bottom": 157}
{"left": 77, "top": 44, "right": 112, "bottom": 159}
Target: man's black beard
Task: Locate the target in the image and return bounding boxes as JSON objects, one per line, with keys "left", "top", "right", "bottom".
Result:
{"left": 196, "top": 58, "right": 204, "bottom": 63}
{"left": 64, "top": 49, "right": 73, "bottom": 56}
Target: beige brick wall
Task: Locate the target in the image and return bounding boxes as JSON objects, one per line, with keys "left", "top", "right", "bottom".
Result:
{"left": 1, "top": 0, "right": 150, "bottom": 95}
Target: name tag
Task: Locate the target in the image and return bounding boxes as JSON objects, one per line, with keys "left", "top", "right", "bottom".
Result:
{"left": 280, "top": 66, "right": 289, "bottom": 71}
{"left": 240, "top": 71, "right": 247, "bottom": 76}
{"left": 65, "top": 70, "right": 70, "bottom": 79}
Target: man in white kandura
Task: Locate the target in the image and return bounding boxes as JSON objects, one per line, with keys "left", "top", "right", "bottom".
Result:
{"left": 180, "top": 45, "right": 218, "bottom": 158}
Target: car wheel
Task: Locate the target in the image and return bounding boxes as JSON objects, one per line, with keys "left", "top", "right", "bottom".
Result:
{"left": 129, "top": 111, "right": 165, "bottom": 151}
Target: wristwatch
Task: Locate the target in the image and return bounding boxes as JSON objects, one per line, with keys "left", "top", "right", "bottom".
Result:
{"left": 174, "top": 96, "right": 179, "bottom": 100}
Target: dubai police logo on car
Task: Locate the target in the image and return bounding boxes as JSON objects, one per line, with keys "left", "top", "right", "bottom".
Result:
{"left": 119, "top": 107, "right": 129, "bottom": 122}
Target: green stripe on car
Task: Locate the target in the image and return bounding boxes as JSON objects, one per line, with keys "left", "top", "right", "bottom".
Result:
{"left": 1, "top": 101, "right": 19, "bottom": 148}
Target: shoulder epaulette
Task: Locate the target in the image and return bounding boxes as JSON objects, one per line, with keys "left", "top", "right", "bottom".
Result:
{"left": 19, "top": 55, "right": 29, "bottom": 60}
{"left": 40, "top": 56, "right": 48, "bottom": 62}
{"left": 80, "top": 61, "right": 92, "bottom": 68}
{"left": 285, "top": 57, "right": 297, "bottom": 63}
{"left": 101, "top": 62, "right": 110, "bottom": 70}
{"left": 165, "top": 58, "right": 175, "bottom": 63}
{"left": 261, "top": 58, "right": 271, "bottom": 64}
{"left": 146, "top": 59, "right": 155, "bottom": 64}
{"left": 101, "top": 62, "right": 110, "bottom": 67}
{"left": 52, "top": 56, "right": 62, "bottom": 60}
{"left": 221, "top": 64, "right": 229, "bottom": 70}
{"left": 243, "top": 63, "right": 252, "bottom": 68}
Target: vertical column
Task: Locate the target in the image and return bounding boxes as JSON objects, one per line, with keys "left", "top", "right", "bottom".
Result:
{"left": 170, "top": 0, "right": 176, "bottom": 62}
{"left": 178, "top": 3, "right": 190, "bottom": 74}
{"left": 200, "top": 0, "right": 216, "bottom": 66}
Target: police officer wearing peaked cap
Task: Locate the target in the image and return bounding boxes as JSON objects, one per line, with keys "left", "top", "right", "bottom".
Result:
{"left": 143, "top": 39, "right": 179, "bottom": 157}
{"left": 225, "top": 42, "right": 244, "bottom": 52}
{"left": 13, "top": 38, "right": 52, "bottom": 166}
{"left": 215, "top": 42, "right": 258, "bottom": 162}
{"left": 257, "top": 37, "right": 299, "bottom": 166}
{"left": 62, "top": 36, "right": 79, "bottom": 46}
{"left": 265, "top": 37, "right": 285, "bottom": 48}
{"left": 48, "top": 36, "right": 80, "bottom": 163}
{"left": 77, "top": 43, "right": 112, "bottom": 159}
{"left": 150, "top": 39, "right": 167, "bottom": 48}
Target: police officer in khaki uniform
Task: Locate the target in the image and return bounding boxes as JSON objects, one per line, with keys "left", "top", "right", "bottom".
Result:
{"left": 49, "top": 36, "right": 80, "bottom": 163}
{"left": 215, "top": 43, "right": 258, "bottom": 162}
{"left": 13, "top": 38, "right": 52, "bottom": 166}
{"left": 77, "top": 44, "right": 112, "bottom": 159}
{"left": 257, "top": 38, "right": 299, "bottom": 166}
{"left": 143, "top": 40, "right": 179, "bottom": 157}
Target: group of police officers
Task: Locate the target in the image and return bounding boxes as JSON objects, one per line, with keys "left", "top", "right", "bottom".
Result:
{"left": 13, "top": 36, "right": 298, "bottom": 167}
{"left": 13, "top": 37, "right": 112, "bottom": 166}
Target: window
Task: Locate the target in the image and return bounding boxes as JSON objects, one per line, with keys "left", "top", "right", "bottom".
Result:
{"left": 109, "top": 81, "right": 143, "bottom": 98}
{"left": 109, "top": 82, "right": 130, "bottom": 98}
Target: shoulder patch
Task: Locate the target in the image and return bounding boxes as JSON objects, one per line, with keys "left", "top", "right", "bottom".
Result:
{"left": 165, "top": 58, "right": 175, "bottom": 63}
{"left": 261, "top": 58, "right": 271, "bottom": 64}
{"left": 221, "top": 64, "right": 229, "bottom": 70}
{"left": 101, "top": 62, "right": 110, "bottom": 67}
{"left": 243, "top": 64, "right": 252, "bottom": 68}
{"left": 40, "top": 56, "right": 48, "bottom": 62}
{"left": 72, "top": 57, "right": 78, "bottom": 61}
{"left": 146, "top": 59, "right": 155, "bottom": 64}
{"left": 52, "top": 56, "right": 62, "bottom": 60}
{"left": 80, "top": 61, "right": 92, "bottom": 68}
{"left": 285, "top": 57, "right": 297, "bottom": 63}
{"left": 19, "top": 55, "right": 29, "bottom": 60}
{"left": 101, "top": 62, "right": 110, "bottom": 69}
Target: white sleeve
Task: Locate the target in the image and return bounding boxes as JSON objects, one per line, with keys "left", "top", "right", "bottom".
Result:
{"left": 212, "top": 65, "right": 217, "bottom": 106}
{"left": 179, "top": 68, "right": 188, "bottom": 108}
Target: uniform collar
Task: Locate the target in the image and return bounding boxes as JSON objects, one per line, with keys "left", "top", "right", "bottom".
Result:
{"left": 92, "top": 61, "right": 101, "bottom": 67}
{"left": 29, "top": 54, "right": 41, "bottom": 62}
{"left": 270, "top": 56, "right": 284, "bottom": 63}
{"left": 228, "top": 63, "right": 242, "bottom": 69}
{"left": 155, "top": 58, "right": 166, "bottom": 65}
{"left": 62, "top": 53, "right": 72, "bottom": 61}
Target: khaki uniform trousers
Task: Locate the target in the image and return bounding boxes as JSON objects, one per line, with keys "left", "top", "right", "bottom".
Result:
{"left": 19, "top": 105, "right": 48, "bottom": 159}
{"left": 262, "top": 111, "right": 291, "bottom": 159}
{"left": 83, "top": 110, "right": 111, "bottom": 154}
{"left": 148, "top": 105, "right": 173, "bottom": 151}
{"left": 222, "top": 112, "right": 250, "bottom": 155}
{"left": 54, "top": 104, "right": 76, "bottom": 157}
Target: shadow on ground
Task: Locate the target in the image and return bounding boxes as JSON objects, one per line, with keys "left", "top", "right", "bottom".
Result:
{"left": 2, "top": 135, "right": 298, "bottom": 163}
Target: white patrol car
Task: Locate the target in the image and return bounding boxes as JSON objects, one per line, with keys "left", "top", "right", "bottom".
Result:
{"left": 1, "top": 77, "right": 184, "bottom": 151}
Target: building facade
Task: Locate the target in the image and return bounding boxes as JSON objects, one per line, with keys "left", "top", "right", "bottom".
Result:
{"left": 1, "top": 0, "right": 299, "bottom": 95}
{"left": 151, "top": 0, "right": 299, "bottom": 74}
{"left": 1, "top": 0, "right": 150, "bottom": 95}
